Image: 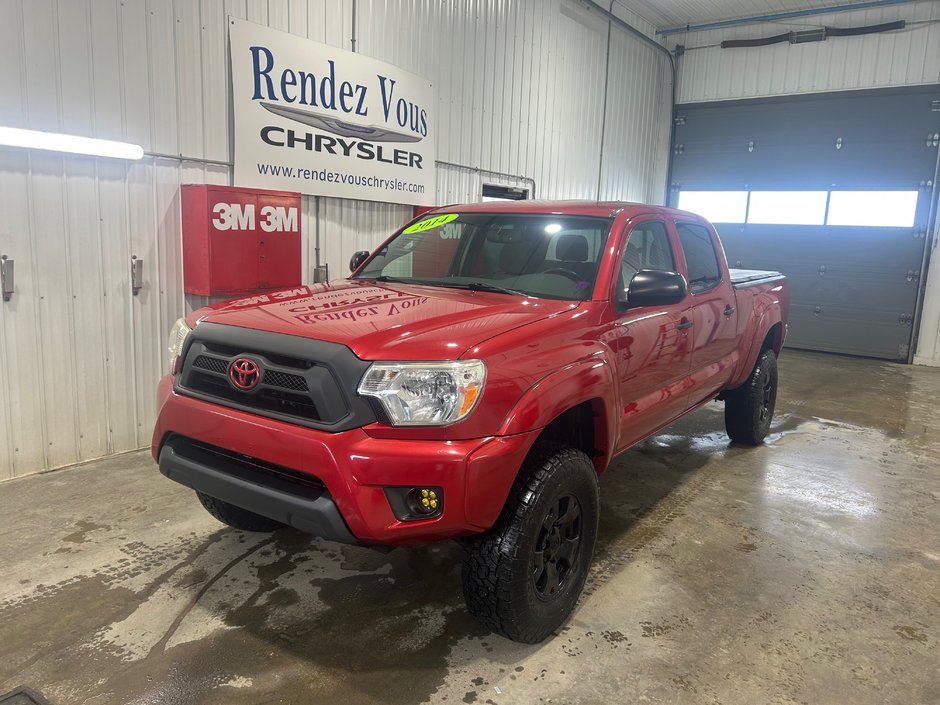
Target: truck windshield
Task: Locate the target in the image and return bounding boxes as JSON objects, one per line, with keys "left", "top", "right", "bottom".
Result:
{"left": 354, "top": 212, "right": 614, "bottom": 300}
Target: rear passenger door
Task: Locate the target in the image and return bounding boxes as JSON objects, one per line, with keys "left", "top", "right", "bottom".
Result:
{"left": 674, "top": 220, "right": 739, "bottom": 404}
{"left": 608, "top": 219, "right": 694, "bottom": 450}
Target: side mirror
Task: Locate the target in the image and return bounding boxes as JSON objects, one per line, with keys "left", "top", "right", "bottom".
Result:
{"left": 620, "top": 269, "right": 687, "bottom": 309}
{"left": 349, "top": 250, "right": 370, "bottom": 273}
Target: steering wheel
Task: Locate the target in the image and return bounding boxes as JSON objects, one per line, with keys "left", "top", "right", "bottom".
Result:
{"left": 543, "top": 267, "right": 583, "bottom": 283}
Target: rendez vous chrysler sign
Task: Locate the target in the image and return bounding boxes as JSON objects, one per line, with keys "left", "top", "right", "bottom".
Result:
{"left": 230, "top": 18, "right": 435, "bottom": 206}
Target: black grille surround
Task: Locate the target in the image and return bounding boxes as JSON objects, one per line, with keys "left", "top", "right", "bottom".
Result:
{"left": 175, "top": 322, "right": 378, "bottom": 432}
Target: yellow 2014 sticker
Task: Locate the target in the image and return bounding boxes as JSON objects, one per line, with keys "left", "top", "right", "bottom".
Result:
{"left": 403, "top": 213, "right": 458, "bottom": 234}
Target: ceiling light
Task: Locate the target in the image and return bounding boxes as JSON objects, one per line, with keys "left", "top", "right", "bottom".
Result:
{"left": 0, "top": 126, "right": 144, "bottom": 160}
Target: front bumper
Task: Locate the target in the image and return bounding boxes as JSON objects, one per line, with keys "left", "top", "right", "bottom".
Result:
{"left": 152, "top": 376, "right": 539, "bottom": 545}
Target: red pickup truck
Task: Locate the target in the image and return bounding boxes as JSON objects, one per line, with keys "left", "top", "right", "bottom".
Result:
{"left": 153, "top": 200, "right": 788, "bottom": 643}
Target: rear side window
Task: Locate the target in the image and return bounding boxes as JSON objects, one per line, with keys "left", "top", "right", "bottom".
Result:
{"left": 676, "top": 222, "right": 721, "bottom": 294}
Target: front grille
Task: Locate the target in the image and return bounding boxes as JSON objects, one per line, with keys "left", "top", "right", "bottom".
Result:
{"left": 193, "top": 355, "right": 228, "bottom": 374}
{"left": 175, "top": 323, "right": 376, "bottom": 432}
{"left": 185, "top": 370, "right": 320, "bottom": 420}
{"left": 264, "top": 370, "right": 309, "bottom": 391}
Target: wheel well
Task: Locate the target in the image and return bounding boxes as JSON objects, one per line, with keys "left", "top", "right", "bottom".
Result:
{"left": 762, "top": 322, "right": 784, "bottom": 355}
{"left": 535, "top": 399, "right": 607, "bottom": 473}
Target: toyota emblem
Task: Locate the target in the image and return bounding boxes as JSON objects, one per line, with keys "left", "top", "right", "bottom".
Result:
{"left": 229, "top": 358, "right": 261, "bottom": 390}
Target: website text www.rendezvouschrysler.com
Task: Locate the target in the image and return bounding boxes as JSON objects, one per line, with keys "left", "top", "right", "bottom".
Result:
{"left": 256, "top": 162, "right": 426, "bottom": 193}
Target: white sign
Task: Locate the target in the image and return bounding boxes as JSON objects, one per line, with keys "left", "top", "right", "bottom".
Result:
{"left": 229, "top": 18, "right": 436, "bottom": 206}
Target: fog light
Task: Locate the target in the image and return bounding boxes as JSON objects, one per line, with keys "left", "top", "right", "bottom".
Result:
{"left": 412, "top": 488, "right": 439, "bottom": 514}
{"left": 384, "top": 486, "right": 443, "bottom": 521}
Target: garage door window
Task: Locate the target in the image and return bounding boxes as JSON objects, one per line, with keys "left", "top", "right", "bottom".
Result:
{"left": 826, "top": 191, "right": 919, "bottom": 228}
{"left": 677, "top": 191, "right": 748, "bottom": 224}
{"left": 677, "top": 223, "right": 721, "bottom": 294}
{"left": 748, "top": 191, "right": 828, "bottom": 225}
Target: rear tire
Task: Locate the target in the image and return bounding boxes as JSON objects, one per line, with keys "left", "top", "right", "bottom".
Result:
{"left": 724, "top": 348, "right": 778, "bottom": 445}
{"left": 461, "top": 443, "right": 599, "bottom": 643}
{"left": 197, "top": 491, "right": 283, "bottom": 532}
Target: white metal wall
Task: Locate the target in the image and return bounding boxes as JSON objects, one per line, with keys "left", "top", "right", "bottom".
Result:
{"left": 0, "top": 0, "right": 672, "bottom": 480}
{"left": 663, "top": 2, "right": 940, "bottom": 103}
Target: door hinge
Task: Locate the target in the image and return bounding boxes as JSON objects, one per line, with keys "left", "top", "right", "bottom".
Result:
{"left": 906, "top": 269, "right": 920, "bottom": 282}
{"left": 674, "top": 115, "right": 686, "bottom": 126}
{"left": 927, "top": 132, "right": 940, "bottom": 148}
{"left": 898, "top": 313, "right": 914, "bottom": 325}
{"left": 673, "top": 143, "right": 684, "bottom": 156}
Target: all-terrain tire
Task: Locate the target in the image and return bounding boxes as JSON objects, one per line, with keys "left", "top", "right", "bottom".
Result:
{"left": 197, "top": 491, "right": 283, "bottom": 532}
{"left": 461, "top": 443, "right": 599, "bottom": 643}
{"left": 724, "top": 348, "right": 778, "bottom": 445}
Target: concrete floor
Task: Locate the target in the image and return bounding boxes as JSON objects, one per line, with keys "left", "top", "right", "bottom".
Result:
{"left": 1, "top": 350, "right": 938, "bottom": 705}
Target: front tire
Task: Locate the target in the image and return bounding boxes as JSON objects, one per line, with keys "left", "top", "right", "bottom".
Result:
{"left": 724, "top": 348, "right": 778, "bottom": 445}
{"left": 197, "top": 492, "right": 283, "bottom": 532}
{"left": 461, "top": 444, "right": 599, "bottom": 643}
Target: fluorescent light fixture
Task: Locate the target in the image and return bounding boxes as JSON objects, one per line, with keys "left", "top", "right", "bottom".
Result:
{"left": 545, "top": 223, "right": 562, "bottom": 234}
{"left": 0, "top": 126, "right": 144, "bottom": 160}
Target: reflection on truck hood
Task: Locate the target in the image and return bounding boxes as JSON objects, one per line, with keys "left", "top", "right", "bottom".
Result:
{"left": 196, "top": 280, "right": 580, "bottom": 360}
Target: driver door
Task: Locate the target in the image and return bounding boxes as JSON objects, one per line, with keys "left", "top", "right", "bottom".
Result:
{"left": 605, "top": 219, "right": 694, "bottom": 451}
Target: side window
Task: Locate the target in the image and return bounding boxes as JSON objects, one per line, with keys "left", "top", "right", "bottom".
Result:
{"left": 618, "top": 221, "right": 675, "bottom": 300}
{"left": 676, "top": 222, "right": 721, "bottom": 294}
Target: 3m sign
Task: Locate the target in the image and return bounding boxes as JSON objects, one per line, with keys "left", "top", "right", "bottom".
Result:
{"left": 182, "top": 184, "right": 302, "bottom": 296}
{"left": 211, "top": 202, "right": 299, "bottom": 233}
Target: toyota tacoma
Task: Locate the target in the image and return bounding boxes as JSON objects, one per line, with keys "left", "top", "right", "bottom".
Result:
{"left": 153, "top": 200, "right": 789, "bottom": 643}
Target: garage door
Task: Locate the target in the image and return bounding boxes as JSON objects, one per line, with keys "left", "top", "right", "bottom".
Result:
{"left": 670, "top": 86, "right": 940, "bottom": 361}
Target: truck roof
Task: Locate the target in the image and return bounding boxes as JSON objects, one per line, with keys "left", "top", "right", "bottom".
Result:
{"left": 434, "top": 199, "right": 685, "bottom": 219}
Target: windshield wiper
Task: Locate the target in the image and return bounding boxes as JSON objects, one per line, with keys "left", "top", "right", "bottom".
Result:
{"left": 362, "top": 276, "right": 530, "bottom": 297}
{"left": 464, "top": 282, "right": 530, "bottom": 297}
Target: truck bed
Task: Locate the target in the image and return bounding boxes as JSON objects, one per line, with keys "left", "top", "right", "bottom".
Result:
{"left": 729, "top": 269, "right": 785, "bottom": 288}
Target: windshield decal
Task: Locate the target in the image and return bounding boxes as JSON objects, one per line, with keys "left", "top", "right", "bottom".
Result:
{"left": 402, "top": 213, "right": 458, "bottom": 234}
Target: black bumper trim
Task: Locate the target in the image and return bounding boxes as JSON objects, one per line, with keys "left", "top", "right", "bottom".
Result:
{"left": 158, "top": 439, "right": 360, "bottom": 545}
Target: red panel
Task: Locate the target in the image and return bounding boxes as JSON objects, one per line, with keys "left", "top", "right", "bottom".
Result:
{"left": 181, "top": 184, "right": 302, "bottom": 296}
{"left": 257, "top": 192, "right": 302, "bottom": 289}
{"left": 181, "top": 185, "right": 210, "bottom": 295}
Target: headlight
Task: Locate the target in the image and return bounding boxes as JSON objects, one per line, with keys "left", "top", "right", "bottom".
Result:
{"left": 167, "top": 318, "right": 192, "bottom": 374}
{"left": 358, "top": 360, "right": 486, "bottom": 426}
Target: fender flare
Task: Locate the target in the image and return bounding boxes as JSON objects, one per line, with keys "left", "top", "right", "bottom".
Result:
{"left": 729, "top": 309, "right": 784, "bottom": 389}
{"left": 497, "top": 355, "right": 619, "bottom": 472}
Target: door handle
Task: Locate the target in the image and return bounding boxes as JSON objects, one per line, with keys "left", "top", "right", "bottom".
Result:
{"left": 724, "top": 305, "right": 735, "bottom": 316}
{"left": 676, "top": 319, "right": 693, "bottom": 330}
{"left": 131, "top": 255, "right": 143, "bottom": 296}
{"left": 1, "top": 255, "right": 13, "bottom": 302}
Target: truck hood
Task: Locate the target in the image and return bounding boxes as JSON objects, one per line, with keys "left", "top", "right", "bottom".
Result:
{"left": 195, "top": 281, "right": 580, "bottom": 360}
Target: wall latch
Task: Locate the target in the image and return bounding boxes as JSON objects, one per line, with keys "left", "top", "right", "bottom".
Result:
{"left": 1, "top": 255, "right": 13, "bottom": 302}
{"left": 131, "top": 255, "right": 143, "bottom": 295}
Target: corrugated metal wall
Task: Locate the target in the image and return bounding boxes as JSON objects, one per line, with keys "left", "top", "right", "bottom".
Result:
{"left": 664, "top": 2, "right": 940, "bottom": 103}
{"left": 0, "top": 0, "right": 672, "bottom": 480}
